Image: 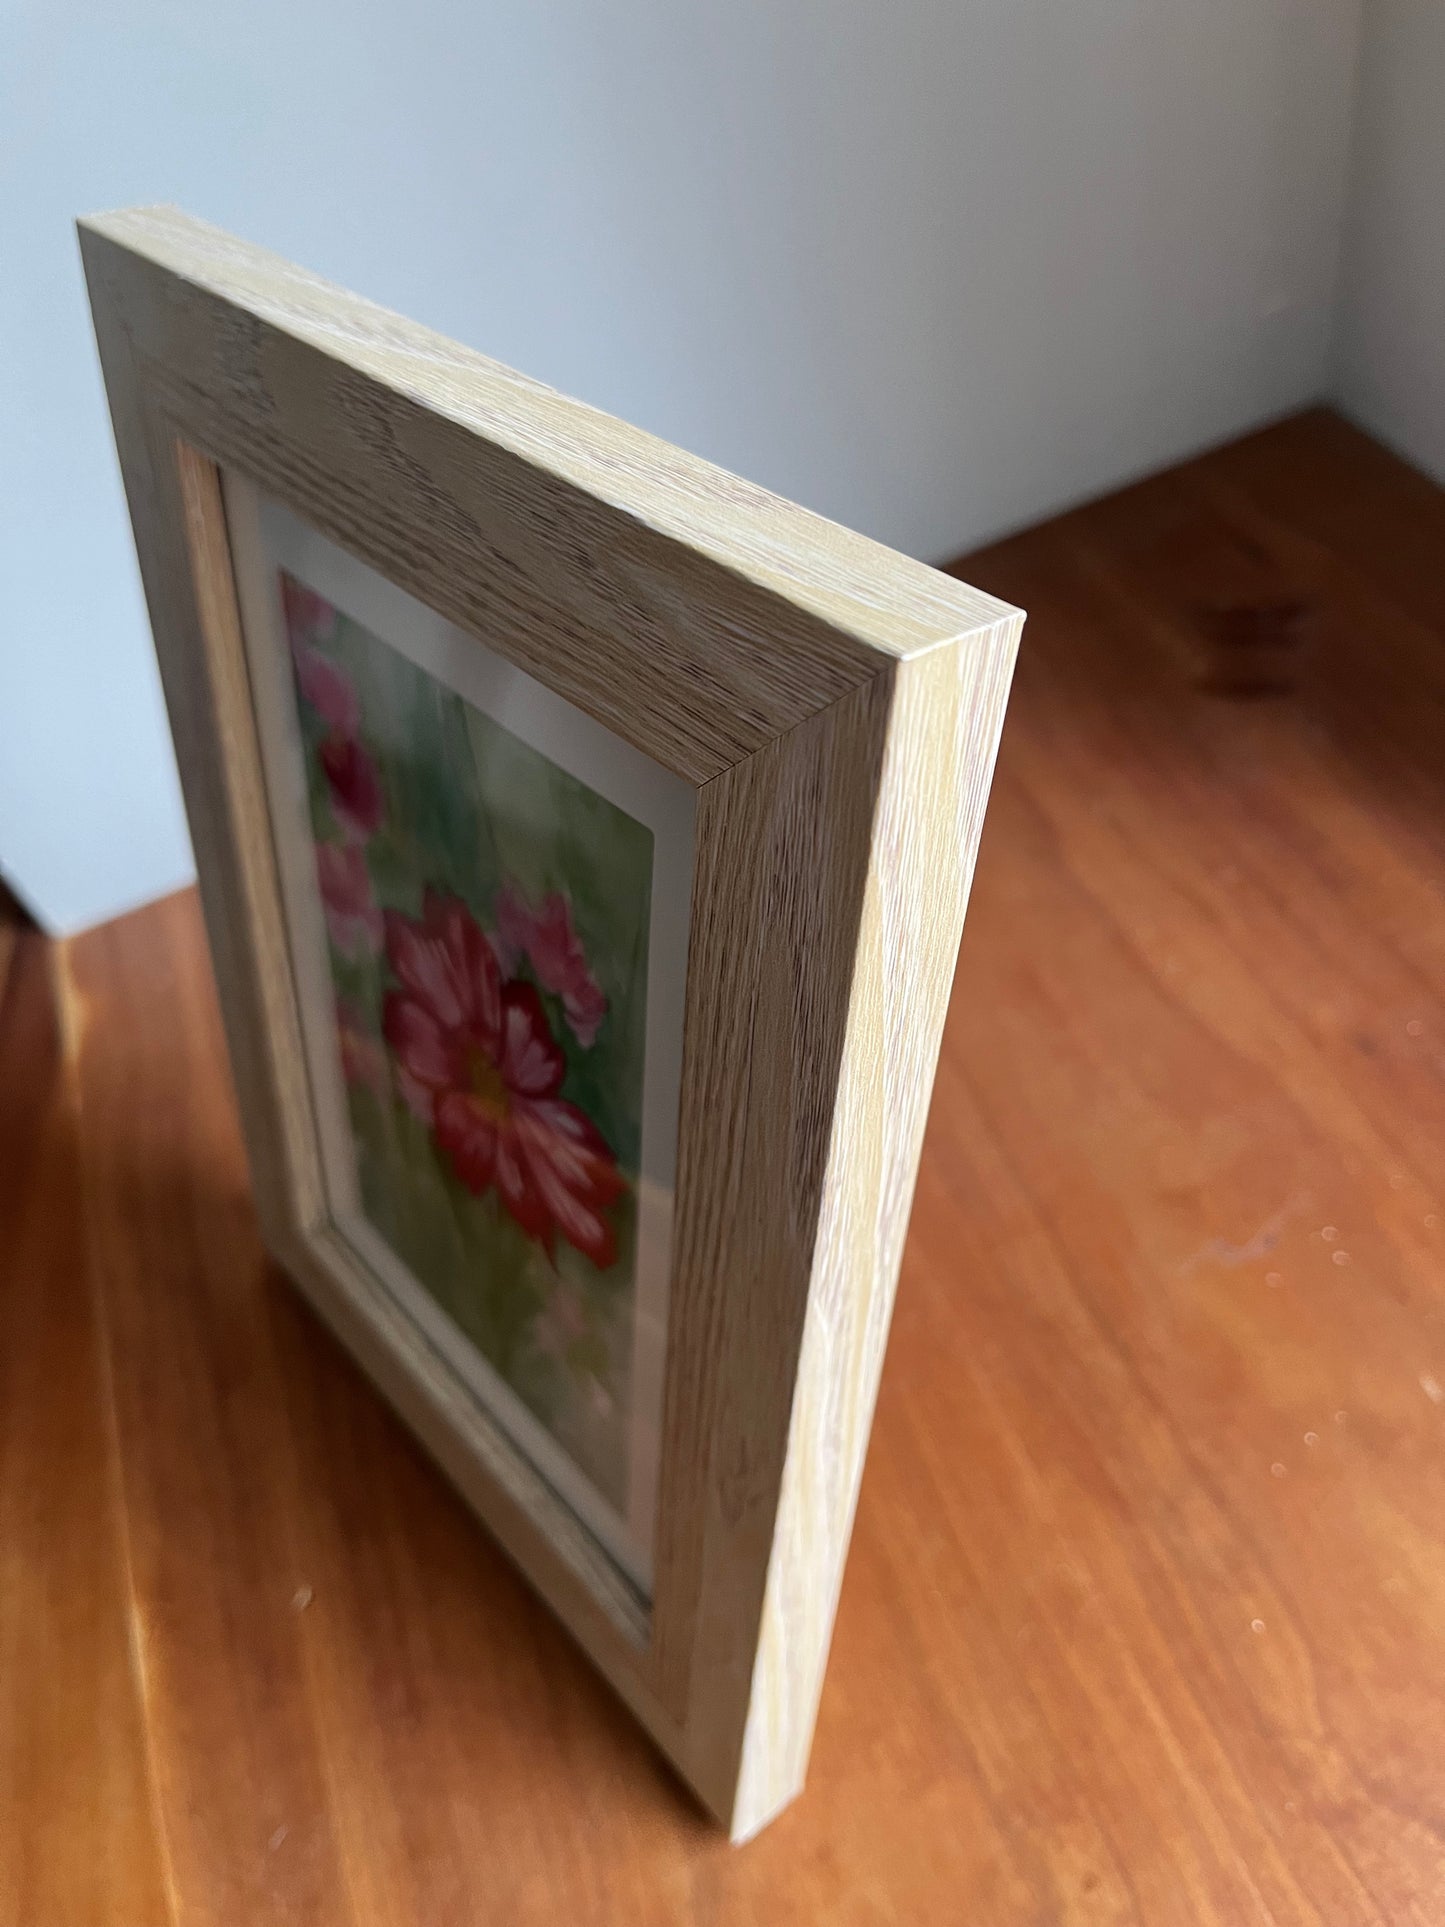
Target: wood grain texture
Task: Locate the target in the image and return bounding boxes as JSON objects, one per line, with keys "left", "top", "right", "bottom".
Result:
{"left": 60, "top": 910, "right": 357, "bottom": 1924}
{"left": 173, "top": 442, "right": 327, "bottom": 1243}
{"left": 78, "top": 206, "right": 1013, "bottom": 786}
{"left": 732, "top": 618, "right": 1021, "bottom": 1834}
{"left": 0, "top": 934, "right": 171, "bottom": 1927}
{"left": 79, "top": 208, "right": 1019, "bottom": 1834}
{"left": 9, "top": 409, "right": 1445, "bottom": 1915}
{"left": 659, "top": 668, "right": 899, "bottom": 1819}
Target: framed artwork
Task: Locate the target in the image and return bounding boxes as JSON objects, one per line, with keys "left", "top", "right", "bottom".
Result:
{"left": 81, "top": 206, "right": 1022, "bottom": 1840}
{"left": 229, "top": 484, "right": 691, "bottom": 1592}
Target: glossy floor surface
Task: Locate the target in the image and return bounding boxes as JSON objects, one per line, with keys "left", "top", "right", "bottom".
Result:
{"left": 4, "top": 410, "right": 1445, "bottom": 1923}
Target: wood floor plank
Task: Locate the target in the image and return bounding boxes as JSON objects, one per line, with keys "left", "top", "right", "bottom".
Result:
{"left": 0, "top": 933, "right": 172, "bottom": 1927}
{"left": 263, "top": 1245, "right": 703, "bottom": 1927}
{"left": 63, "top": 900, "right": 358, "bottom": 1926}
{"left": 9, "top": 407, "right": 1445, "bottom": 1920}
{"left": 937, "top": 428, "right": 1445, "bottom": 1924}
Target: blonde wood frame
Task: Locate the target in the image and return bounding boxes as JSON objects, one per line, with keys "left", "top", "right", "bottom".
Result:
{"left": 80, "top": 205, "right": 1022, "bottom": 1841}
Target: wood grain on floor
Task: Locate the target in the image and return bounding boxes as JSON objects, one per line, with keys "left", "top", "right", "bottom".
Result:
{"left": 4, "top": 408, "right": 1445, "bottom": 1924}
{"left": 0, "top": 933, "right": 172, "bottom": 1927}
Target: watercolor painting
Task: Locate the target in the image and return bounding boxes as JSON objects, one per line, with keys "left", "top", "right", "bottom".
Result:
{"left": 280, "top": 571, "right": 653, "bottom": 1513}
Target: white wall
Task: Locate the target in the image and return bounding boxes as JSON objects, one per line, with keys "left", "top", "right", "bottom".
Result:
{"left": 1, "top": 0, "right": 1365, "bottom": 932}
{"left": 1335, "top": 0, "right": 1445, "bottom": 482}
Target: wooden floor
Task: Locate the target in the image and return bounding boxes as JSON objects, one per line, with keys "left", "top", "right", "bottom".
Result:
{"left": 5, "top": 408, "right": 1445, "bottom": 1924}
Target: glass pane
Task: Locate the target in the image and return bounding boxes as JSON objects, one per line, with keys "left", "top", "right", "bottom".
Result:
{"left": 226, "top": 475, "right": 695, "bottom": 1595}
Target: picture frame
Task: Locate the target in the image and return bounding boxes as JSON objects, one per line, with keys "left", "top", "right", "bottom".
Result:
{"left": 80, "top": 205, "right": 1022, "bottom": 1841}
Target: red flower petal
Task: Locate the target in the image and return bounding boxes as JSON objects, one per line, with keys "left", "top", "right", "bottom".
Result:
{"left": 514, "top": 1098, "right": 625, "bottom": 1266}
{"left": 423, "top": 889, "right": 502, "bottom": 1044}
{"left": 525, "top": 1155, "right": 617, "bottom": 1268}
{"left": 391, "top": 891, "right": 503, "bottom": 1042}
{"left": 320, "top": 734, "right": 385, "bottom": 840}
{"left": 563, "top": 976, "right": 607, "bottom": 1049}
{"left": 383, "top": 909, "right": 456, "bottom": 1025}
{"left": 494, "top": 1125, "right": 553, "bottom": 1248}
{"left": 380, "top": 891, "right": 623, "bottom": 1263}
{"left": 434, "top": 1092, "right": 499, "bottom": 1195}
{"left": 315, "top": 842, "right": 382, "bottom": 958}
{"left": 381, "top": 992, "right": 457, "bottom": 1092}
{"left": 395, "top": 1064, "right": 437, "bottom": 1125}
{"left": 490, "top": 884, "right": 607, "bottom": 1047}
{"left": 294, "top": 646, "right": 359, "bottom": 734}
{"left": 521, "top": 1097, "right": 626, "bottom": 1203}
{"left": 498, "top": 982, "right": 565, "bottom": 1098}
{"left": 316, "top": 839, "right": 368, "bottom": 911}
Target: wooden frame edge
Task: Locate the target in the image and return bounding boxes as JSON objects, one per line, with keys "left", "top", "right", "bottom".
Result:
{"left": 77, "top": 204, "right": 1018, "bottom": 672}
{"left": 730, "top": 613, "right": 1023, "bottom": 1838}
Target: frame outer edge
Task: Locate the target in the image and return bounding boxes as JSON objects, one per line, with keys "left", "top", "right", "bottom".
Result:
{"left": 728, "top": 610, "right": 1024, "bottom": 1841}
{"left": 76, "top": 225, "right": 303, "bottom": 1257}
{"left": 78, "top": 209, "right": 1027, "bottom": 1840}
{"left": 76, "top": 205, "right": 1020, "bottom": 668}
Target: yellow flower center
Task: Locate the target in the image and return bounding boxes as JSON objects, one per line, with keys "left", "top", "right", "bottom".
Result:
{"left": 465, "top": 1043, "right": 510, "bottom": 1117}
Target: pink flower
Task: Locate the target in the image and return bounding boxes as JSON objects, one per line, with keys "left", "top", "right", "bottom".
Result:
{"left": 320, "top": 734, "right": 385, "bottom": 841}
{"left": 279, "top": 571, "right": 361, "bottom": 733}
{"left": 335, "top": 997, "right": 387, "bottom": 1097}
{"left": 316, "top": 841, "right": 382, "bottom": 957}
{"left": 295, "top": 647, "right": 360, "bottom": 734}
{"left": 382, "top": 889, "right": 625, "bottom": 1266}
{"left": 495, "top": 886, "right": 608, "bottom": 1048}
